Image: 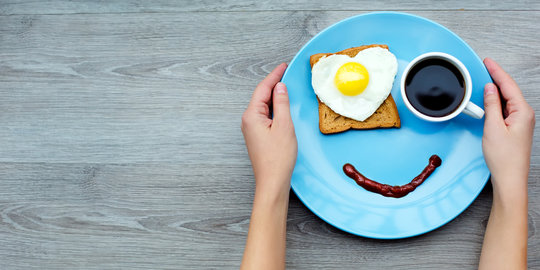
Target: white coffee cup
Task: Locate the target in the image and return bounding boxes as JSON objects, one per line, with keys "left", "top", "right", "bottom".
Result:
{"left": 400, "top": 52, "right": 484, "bottom": 122}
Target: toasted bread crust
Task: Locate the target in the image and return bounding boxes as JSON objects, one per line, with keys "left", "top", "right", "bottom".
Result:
{"left": 311, "top": 45, "right": 400, "bottom": 134}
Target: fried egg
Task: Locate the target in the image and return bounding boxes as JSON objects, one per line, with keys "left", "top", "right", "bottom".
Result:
{"left": 312, "top": 47, "right": 398, "bottom": 121}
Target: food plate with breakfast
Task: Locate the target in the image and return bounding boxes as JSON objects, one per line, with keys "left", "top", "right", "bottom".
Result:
{"left": 281, "top": 12, "right": 492, "bottom": 239}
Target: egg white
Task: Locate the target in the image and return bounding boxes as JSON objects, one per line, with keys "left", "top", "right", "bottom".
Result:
{"left": 311, "top": 47, "right": 398, "bottom": 121}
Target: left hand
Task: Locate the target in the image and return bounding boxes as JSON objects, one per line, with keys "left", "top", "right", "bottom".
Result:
{"left": 241, "top": 63, "right": 297, "bottom": 197}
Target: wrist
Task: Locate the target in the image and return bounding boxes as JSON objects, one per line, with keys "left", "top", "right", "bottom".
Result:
{"left": 254, "top": 182, "right": 291, "bottom": 207}
{"left": 491, "top": 175, "right": 528, "bottom": 214}
{"left": 254, "top": 171, "right": 292, "bottom": 199}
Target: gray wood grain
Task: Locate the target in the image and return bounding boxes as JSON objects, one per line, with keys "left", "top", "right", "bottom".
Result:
{"left": 0, "top": 5, "right": 539, "bottom": 270}
{"left": 1, "top": 0, "right": 539, "bottom": 15}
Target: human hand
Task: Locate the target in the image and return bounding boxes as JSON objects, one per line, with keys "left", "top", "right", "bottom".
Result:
{"left": 482, "top": 58, "right": 535, "bottom": 195}
{"left": 479, "top": 57, "right": 533, "bottom": 270}
{"left": 241, "top": 63, "right": 297, "bottom": 198}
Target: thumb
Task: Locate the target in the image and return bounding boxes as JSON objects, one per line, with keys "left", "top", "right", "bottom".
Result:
{"left": 272, "top": 82, "right": 292, "bottom": 125}
{"left": 483, "top": 83, "right": 504, "bottom": 127}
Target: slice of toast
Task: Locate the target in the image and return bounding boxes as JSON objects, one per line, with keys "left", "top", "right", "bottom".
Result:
{"left": 310, "top": 44, "right": 400, "bottom": 134}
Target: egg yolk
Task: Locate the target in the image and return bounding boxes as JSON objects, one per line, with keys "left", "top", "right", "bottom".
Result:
{"left": 334, "top": 62, "right": 369, "bottom": 96}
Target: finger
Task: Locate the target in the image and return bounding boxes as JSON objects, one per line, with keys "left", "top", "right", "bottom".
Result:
{"left": 483, "top": 83, "right": 505, "bottom": 128}
{"left": 250, "top": 63, "right": 288, "bottom": 106}
{"left": 272, "top": 82, "right": 292, "bottom": 125}
{"left": 483, "top": 58, "right": 524, "bottom": 102}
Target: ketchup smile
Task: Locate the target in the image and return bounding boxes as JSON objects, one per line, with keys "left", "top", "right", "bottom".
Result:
{"left": 343, "top": 155, "right": 442, "bottom": 198}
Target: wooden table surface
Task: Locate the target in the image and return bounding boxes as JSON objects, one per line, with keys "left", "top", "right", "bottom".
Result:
{"left": 1, "top": 1, "right": 539, "bottom": 269}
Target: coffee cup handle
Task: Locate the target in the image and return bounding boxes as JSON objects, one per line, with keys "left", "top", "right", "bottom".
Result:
{"left": 463, "top": 102, "right": 485, "bottom": 119}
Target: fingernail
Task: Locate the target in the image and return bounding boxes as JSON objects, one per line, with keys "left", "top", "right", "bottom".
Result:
{"left": 276, "top": 82, "right": 287, "bottom": 94}
{"left": 485, "top": 83, "right": 497, "bottom": 96}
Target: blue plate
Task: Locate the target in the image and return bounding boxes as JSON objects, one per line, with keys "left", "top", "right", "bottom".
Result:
{"left": 281, "top": 12, "right": 491, "bottom": 239}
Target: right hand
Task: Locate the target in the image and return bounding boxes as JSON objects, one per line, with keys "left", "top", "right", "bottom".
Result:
{"left": 482, "top": 58, "right": 535, "bottom": 194}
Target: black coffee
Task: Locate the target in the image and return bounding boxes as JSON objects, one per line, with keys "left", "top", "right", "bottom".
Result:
{"left": 405, "top": 58, "right": 465, "bottom": 117}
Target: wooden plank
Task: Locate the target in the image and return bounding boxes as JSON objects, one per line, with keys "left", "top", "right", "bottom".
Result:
{"left": 0, "top": 163, "right": 537, "bottom": 269}
{"left": 0, "top": 9, "right": 539, "bottom": 269}
{"left": 0, "top": 0, "right": 539, "bottom": 15}
{"left": 0, "top": 11, "right": 539, "bottom": 164}
{"left": 0, "top": 162, "right": 254, "bottom": 269}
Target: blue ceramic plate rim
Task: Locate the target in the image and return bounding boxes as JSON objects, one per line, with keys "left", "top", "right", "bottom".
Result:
{"left": 282, "top": 11, "right": 491, "bottom": 239}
